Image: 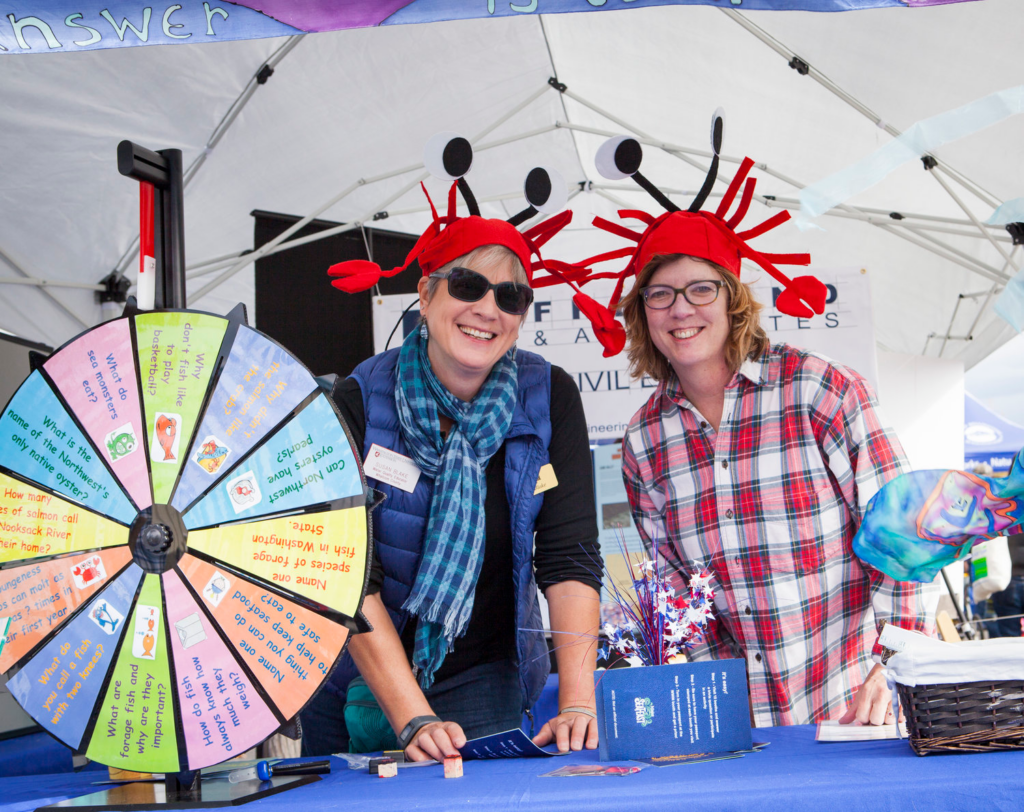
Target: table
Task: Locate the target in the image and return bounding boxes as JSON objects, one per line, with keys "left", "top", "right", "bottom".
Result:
{"left": 2, "top": 724, "right": 1022, "bottom": 812}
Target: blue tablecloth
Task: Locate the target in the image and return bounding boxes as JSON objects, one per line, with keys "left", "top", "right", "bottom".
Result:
{"left": 2, "top": 724, "right": 1023, "bottom": 812}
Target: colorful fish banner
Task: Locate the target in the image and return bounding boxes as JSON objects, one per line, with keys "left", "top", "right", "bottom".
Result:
{"left": 853, "top": 451, "right": 1024, "bottom": 583}
{"left": 0, "top": 0, "right": 982, "bottom": 56}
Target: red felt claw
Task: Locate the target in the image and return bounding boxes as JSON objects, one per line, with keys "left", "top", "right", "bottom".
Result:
{"left": 775, "top": 275, "right": 828, "bottom": 318}
{"left": 573, "top": 293, "right": 626, "bottom": 358}
{"left": 327, "top": 259, "right": 383, "bottom": 293}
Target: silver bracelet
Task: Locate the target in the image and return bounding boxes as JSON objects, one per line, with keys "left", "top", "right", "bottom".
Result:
{"left": 559, "top": 706, "right": 597, "bottom": 719}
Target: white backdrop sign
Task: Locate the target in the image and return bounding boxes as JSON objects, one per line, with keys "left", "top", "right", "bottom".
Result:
{"left": 371, "top": 267, "right": 876, "bottom": 440}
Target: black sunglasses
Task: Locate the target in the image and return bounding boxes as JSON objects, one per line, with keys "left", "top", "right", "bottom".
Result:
{"left": 429, "top": 266, "right": 534, "bottom": 316}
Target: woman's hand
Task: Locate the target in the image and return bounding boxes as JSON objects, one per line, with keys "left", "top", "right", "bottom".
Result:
{"left": 404, "top": 720, "right": 467, "bottom": 762}
{"left": 532, "top": 710, "right": 599, "bottom": 752}
{"left": 839, "top": 663, "right": 902, "bottom": 726}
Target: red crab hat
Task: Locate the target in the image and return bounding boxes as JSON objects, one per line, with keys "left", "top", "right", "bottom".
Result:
{"left": 329, "top": 134, "right": 578, "bottom": 293}
{"left": 328, "top": 134, "right": 630, "bottom": 355}
{"left": 551, "top": 110, "right": 828, "bottom": 357}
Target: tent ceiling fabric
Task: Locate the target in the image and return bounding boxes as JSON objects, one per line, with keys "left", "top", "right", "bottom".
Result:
{"left": 0, "top": 0, "right": 1020, "bottom": 369}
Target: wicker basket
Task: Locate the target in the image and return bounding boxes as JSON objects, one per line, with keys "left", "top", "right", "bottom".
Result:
{"left": 896, "top": 680, "right": 1024, "bottom": 756}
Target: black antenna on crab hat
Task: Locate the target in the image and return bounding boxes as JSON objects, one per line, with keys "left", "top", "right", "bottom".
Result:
{"left": 688, "top": 108, "right": 724, "bottom": 213}
{"left": 508, "top": 166, "right": 568, "bottom": 227}
{"left": 595, "top": 135, "right": 679, "bottom": 213}
{"left": 423, "top": 132, "right": 479, "bottom": 215}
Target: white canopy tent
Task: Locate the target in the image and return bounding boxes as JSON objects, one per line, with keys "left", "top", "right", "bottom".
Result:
{"left": 0, "top": 0, "right": 1021, "bottom": 368}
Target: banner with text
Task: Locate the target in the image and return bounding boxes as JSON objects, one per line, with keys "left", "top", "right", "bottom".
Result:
{"left": 1, "top": 2, "right": 979, "bottom": 56}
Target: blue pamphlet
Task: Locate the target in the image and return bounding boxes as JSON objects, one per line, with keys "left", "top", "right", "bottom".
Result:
{"left": 458, "top": 728, "right": 564, "bottom": 760}
{"left": 596, "top": 660, "right": 752, "bottom": 762}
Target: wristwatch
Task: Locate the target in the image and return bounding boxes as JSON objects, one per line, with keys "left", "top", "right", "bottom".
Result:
{"left": 396, "top": 714, "right": 442, "bottom": 749}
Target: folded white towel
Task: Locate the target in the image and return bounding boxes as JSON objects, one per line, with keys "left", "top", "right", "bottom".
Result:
{"left": 879, "top": 624, "right": 1024, "bottom": 687}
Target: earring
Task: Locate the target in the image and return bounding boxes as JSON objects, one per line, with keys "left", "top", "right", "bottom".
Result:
{"left": 419, "top": 321, "right": 429, "bottom": 341}
{"left": 509, "top": 342, "right": 518, "bottom": 362}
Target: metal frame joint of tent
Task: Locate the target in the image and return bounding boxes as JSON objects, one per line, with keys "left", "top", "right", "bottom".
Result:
{"left": 788, "top": 56, "right": 810, "bottom": 76}
{"left": 98, "top": 271, "right": 131, "bottom": 304}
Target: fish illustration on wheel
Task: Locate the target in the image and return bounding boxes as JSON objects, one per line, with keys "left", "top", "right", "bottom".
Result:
{"left": 150, "top": 412, "right": 182, "bottom": 463}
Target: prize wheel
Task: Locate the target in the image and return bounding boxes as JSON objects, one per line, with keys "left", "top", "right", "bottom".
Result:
{"left": 0, "top": 306, "right": 370, "bottom": 772}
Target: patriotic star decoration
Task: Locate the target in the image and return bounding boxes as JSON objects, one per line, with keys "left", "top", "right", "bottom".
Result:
{"left": 599, "top": 547, "right": 715, "bottom": 667}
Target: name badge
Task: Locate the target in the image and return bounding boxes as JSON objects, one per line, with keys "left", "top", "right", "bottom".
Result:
{"left": 534, "top": 463, "right": 558, "bottom": 495}
{"left": 364, "top": 443, "right": 422, "bottom": 494}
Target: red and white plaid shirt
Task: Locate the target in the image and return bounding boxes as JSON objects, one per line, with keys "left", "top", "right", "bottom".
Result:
{"left": 622, "top": 344, "right": 938, "bottom": 727}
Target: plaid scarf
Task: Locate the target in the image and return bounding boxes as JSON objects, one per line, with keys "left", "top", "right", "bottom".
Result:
{"left": 395, "top": 327, "right": 517, "bottom": 688}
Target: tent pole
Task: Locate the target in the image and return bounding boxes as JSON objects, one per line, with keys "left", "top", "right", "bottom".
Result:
{"left": 183, "top": 35, "right": 306, "bottom": 187}
{"left": 189, "top": 83, "right": 555, "bottom": 303}
{"left": 720, "top": 8, "right": 1001, "bottom": 212}
{"left": 938, "top": 296, "right": 963, "bottom": 357}
{"left": 112, "top": 35, "right": 307, "bottom": 278}
{"left": 0, "top": 246, "right": 90, "bottom": 331}
{"left": 928, "top": 167, "right": 1021, "bottom": 274}
{"left": 873, "top": 223, "right": 1008, "bottom": 285}
{"left": 960, "top": 248, "right": 1020, "bottom": 344}
{"left": 587, "top": 183, "right": 1011, "bottom": 241}
{"left": 900, "top": 225, "right": 1010, "bottom": 281}
{"left": 186, "top": 184, "right": 575, "bottom": 279}
{"left": 0, "top": 277, "right": 106, "bottom": 291}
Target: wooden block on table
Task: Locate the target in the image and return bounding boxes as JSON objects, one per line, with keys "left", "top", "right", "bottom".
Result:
{"left": 369, "top": 757, "right": 395, "bottom": 775}
{"left": 936, "top": 610, "right": 962, "bottom": 643}
{"left": 443, "top": 755, "right": 463, "bottom": 778}
{"left": 377, "top": 760, "right": 398, "bottom": 778}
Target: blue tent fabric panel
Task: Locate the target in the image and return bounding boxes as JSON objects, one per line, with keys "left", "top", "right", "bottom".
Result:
{"left": 965, "top": 393, "right": 1024, "bottom": 472}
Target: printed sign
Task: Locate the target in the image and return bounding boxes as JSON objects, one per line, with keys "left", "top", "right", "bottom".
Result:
{"left": 71, "top": 554, "right": 107, "bottom": 590}
{"left": 162, "top": 569, "right": 279, "bottom": 769}
{"left": 44, "top": 318, "right": 151, "bottom": 510}
{"left": 187, "top": 509, "right": 367, "bottom": 617}
{"left": 224, "top": 471, "right": 261, "bottom": 515}
{"left": 135, "top": 312, "right": 228, "bottom": 503}
{"left": 748, "top": 268, "right": 879, "bottom": 392}
{"left": 374, "top": 268, "right": 878, "bottom": 440}
{"left": 0, "top": 472, "right": 129, "bottom": 565}
{"left": 131, "top": 604, "right": 160, "bottom": 660}
{"left": 173, "top": 613, "right": 207, "bottom": 649}
{"left": 6, "top": 564, "right": 142, "bottom": 749}
{"left": 171, "top": 327, "right": 318, "bottom": 512}
{"left": 86, "top": 573, "right": 179, "bottom": 772}
{"left": 202, "top": 570, "right": 231, "bottom": 608}
{"left": 0, "top": 371, "right": 136, "bottom": 523}
{"left": 88, "top": 596, "right": 125, "bottom": 636}
{"left": 178, "top": 554, "right": 350, "bottom": 722}
{"left": 183, "top": 395, "right": 362, "bottom": 529}
{"left": 192, "top": 435, "right": 230, "bottom": 476}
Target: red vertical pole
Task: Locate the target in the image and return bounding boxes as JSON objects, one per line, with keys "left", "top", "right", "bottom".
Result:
{"left": 138, "top": 181, "right": 156, "bottom": 309}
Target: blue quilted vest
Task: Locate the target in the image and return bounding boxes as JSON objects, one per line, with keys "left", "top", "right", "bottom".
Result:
{"left": 323, "top": 347, "right": 553, "bottom": 712}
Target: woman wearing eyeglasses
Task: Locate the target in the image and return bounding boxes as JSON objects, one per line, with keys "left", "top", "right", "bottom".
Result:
{"left": 306, "top": 179, "right": 604, "bottom": 762}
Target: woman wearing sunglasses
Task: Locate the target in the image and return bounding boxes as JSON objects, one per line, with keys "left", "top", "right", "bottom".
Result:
{"left": 309, "top": 181, "right": 603, "bottom": 762}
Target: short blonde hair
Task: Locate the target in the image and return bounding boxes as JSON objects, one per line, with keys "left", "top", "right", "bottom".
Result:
{"left": 421, "top": 244, "right": 530, "bottom": 324}
{"left": 618, "top": 254, "right": 769, "bottom": 381}
{"left": 423, "top": 244, "right": 528, "bottom": 299}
